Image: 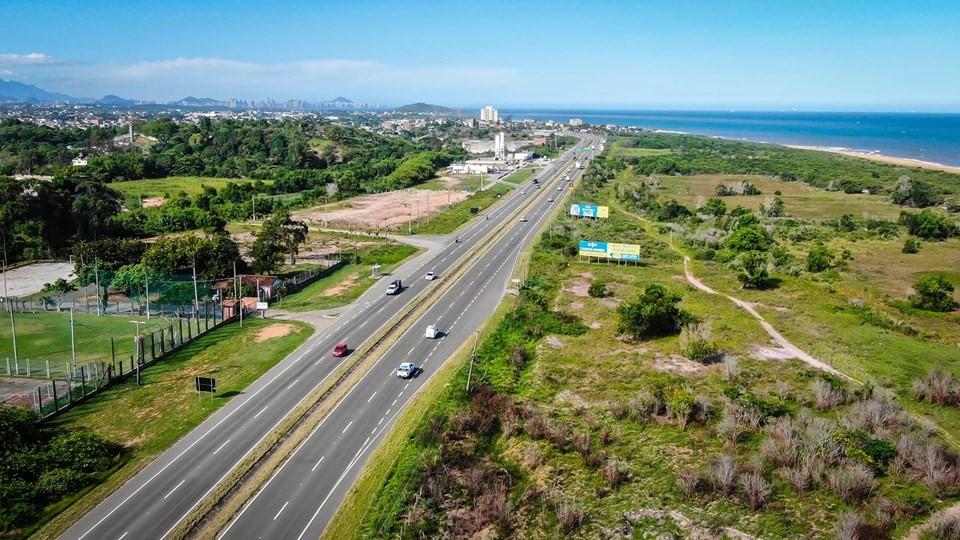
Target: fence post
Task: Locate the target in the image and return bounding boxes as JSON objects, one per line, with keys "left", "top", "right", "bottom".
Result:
{"left": 51, "top": 381, "right": 58, "bottom": 411}
{"left": 150, "top": 333, "right": 156, "bottom": 361}
{"left": 65, "top": 362, "right": 71, "bottom": 381}
{"left": 111, "top": 337, "right": 116, "bottom": 368}
{"left": 204, "top": 300, "right": 210, "bottom": 332}
{"left": 36, "top": 386, "right": 42, "bottom": 414}
{"left": 80, "top": 366, "right": 86, "bottom": 397}
{"left": 14, "top": 357, "right": 19, "bottom": 376}
{"left": 5, "top": 357, "right": 9, "bottom": 375}
{"left": 26, "top": 358, "right": 31, "bottom": 376}
{"left": 178, "top": 318, "right": 184, "bottom": 345}
{"left": 160, "top": 329, "right": 166, "bottom": 355}
{"left": 187, "top": 317, "right": 193, "bottom": 341}
{"left": 45, "top": 359, "right": 50, "bottom": 378}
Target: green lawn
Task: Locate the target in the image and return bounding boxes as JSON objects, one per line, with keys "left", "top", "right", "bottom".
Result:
{"left": 275, "top": 243, "right": 418, "bottom": 312}
{"left": 0, "top": 312, "right": 152, "bottom": 377}
{"left": 109, "top": 176, "right": 266, "bottom": 198}
{"left": 414, "top": 184, "right": 513, "bottom": 235}
{"left": 31, "top": 318, "right": 312, "bottom": 539}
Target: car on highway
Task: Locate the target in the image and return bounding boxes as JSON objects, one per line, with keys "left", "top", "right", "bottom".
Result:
{"left": 547, "top": 197, "right": 554, "bottom": 202}
{"left": 424, "top": 271, "right": 437, "bottom": 280}
{"left": 557, "top": 185, "right": 563, "bottom": 191}
{"left": 425, "top": 324, "right": 440, "bottom": 339}
{"left": 396, "top": 362, "right": 416, "bottom": 379}
{"left": 332, "top": 341, "right": 349, "bottom": 357}
{"left": 386, "top": 279, "right": 402, "bottom": 295}
{"left": 520, "top": 217, "right": 528, "bottom": 222}
{"left": 520, "top": 190, "right": 525, "bottom": 195}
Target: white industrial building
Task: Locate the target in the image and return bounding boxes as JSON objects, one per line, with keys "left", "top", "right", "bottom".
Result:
{"left": 493, "top": 131, "right": 506, "bottom": 160}
{"left": 480, "top": 105, "right": 499, "bottom": 123}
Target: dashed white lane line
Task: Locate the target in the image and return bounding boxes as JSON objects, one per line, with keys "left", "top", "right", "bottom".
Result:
{"left": 118, "top": 532, "right": 128, "bottom": 540}
{"left": 358, "top": 320, "right": 368, "bottom": 329}
{"left": 367, "top": 391, "right": 377, "bottom": 403}
{"left": 212, "top": 439, "right": 230, "bottom": 455}
{"left": 286, "top": 378, "right": 300, "bottom": 390}
{"left": 314, "top": 358, "right": 323, "bottom": 366}
{"left": 404, "top": 383, "right": 410, "bottom": 390}
{"left": 407, "top": 345, "right": 416, "bottom": 354}
{"left": 273, "top": 501, "right": 289, "bottom": 520}
{"left": 163, "top": 480, "right": 185, "bottom": 500}
{"left": 378, "top": 416, "right": 385, "bottom": 426}
{"left": 392, "top": 398, "right": 398, "bottom": 407}
{"left": 253, "top": 406, "right": 268, "bottom": 419}
{"left": 342, "top": 420, "right": 354, "bottom": 434}
{"left": 311, "top": 456, "right": 325, "bottom": 472}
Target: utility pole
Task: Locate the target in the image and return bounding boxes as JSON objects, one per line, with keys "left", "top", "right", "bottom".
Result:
{"left": 70, "top": 307, "right": 77, "bottom": 373}
{"left": 252, "top": 195, "right": 257, "bottom": 221}
{"left": 144, "top": 265, "right": 150, "bottom": 320}
{"left": 192, "top": 260, "right": 200, "bottom": 319}
{"left": 2, "top": 236, "right": 18, "bottom": 365}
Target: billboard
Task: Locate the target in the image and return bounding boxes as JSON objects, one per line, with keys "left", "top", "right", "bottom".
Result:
{"left": 578, "top": 240, "right": 641, "bottom": 262}
{"left": 569, "top": 203, "right": 609, "bottom": 219}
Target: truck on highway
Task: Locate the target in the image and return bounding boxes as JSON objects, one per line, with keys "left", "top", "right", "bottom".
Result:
{"left": 574, "top": 160, "right": 583, "bottom": 169}
{"left": 386, "top": 279, "right": 402, "bottom": 295}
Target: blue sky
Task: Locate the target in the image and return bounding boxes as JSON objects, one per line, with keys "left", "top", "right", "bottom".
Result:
{"left": 2, "top": 0, "right": 959, "bottom": 110}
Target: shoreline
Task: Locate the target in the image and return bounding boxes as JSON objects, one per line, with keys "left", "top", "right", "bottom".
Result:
{"left": 786, "top": 145, "right": 960, "bottom": 173}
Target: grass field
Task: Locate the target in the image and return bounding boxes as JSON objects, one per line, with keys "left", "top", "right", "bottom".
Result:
{"left": 608, "top": 137, "right": 673, "bottom": 159}
{"left": 109, "top": 176, "right": 264, "bottom": 198}
{"left": 414, "top": 183, "right": 513, "bottom": 235}
{"left": 275, "top": 243, "right": 418, "bottom": 312}
{"left": 31, "top": 318, "right": 312, "bottom": 539}
{"left": 657, "top": 173, "right": 904, "bottom": 220}
{"left": 0, "top": 312, "right": 151, "bottom": 377}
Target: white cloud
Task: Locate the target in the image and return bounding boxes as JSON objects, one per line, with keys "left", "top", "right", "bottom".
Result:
{"left": 5, "top": 54, "right": 518, "bottom": 102}
{"left": 0, "top": 53, "right": 67, "bottom": 66}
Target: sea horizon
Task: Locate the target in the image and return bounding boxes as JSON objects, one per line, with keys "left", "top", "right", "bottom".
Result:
{"left": 500, "top": 109, "right": 960, "bottom": 167}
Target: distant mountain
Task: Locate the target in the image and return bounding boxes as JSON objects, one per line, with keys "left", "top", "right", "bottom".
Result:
{"left": 0, "top": 79, "right": 81, "bottom": 103}
{"left": 394, "top": 102, "right": 456, "bottom": 114}
{"left": 98, "top": 94, "right": 137, "bottom": 106}
{"left": 170, "top": 96, "right": 225, "bottom": 107}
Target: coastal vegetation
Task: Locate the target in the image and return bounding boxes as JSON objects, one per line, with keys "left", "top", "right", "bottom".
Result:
{"left": 330, "top": 135, "right": 960, "bottom": 539}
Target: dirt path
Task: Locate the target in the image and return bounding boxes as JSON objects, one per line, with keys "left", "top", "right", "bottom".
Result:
{"left": 682, "top": 257, "right": 856, "bottom": 382}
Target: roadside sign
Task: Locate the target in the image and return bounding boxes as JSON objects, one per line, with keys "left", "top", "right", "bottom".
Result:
{"left": 196, "top": 377, "right": 216, "bottom": 393}
{"left": 256, "top": 301, "right": 269, "bottom": 310}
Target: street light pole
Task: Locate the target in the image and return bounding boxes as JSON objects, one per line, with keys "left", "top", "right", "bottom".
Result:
{"left": 70, "top": 307, "right": 77, "bottom": 373}
{"left": 129, "top": 320, "right": 146, "bottom": 386}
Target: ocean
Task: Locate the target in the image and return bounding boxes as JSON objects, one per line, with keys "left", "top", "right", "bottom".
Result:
{"left": 500, "top": 110, "right": 960, "bottom": 167}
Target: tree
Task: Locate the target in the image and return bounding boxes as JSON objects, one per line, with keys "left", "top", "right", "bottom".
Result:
{"left": 250, "top": 211, "right": 309, "bottom": 273}
{"left": 910, "top": 275, "right": 957, "bottom": 312}
{"left": 899, "top": 210, "right": 957, "bottom": 240}
{"left": 725, "top": 225, "right": 773, "bottom": 252}
{"left": 806, "top": 243, "right": 833, "bottom": 273}
{"left": 701, "top": 197, "right": 726, "bottom": 217}
{"left": 142, "top": 233, "right": 242, "bottom": 279}
{"left": 71, "top": 181, "right": 122, "bottom": 240}
{"left": 617, "top": 283, "right": 692, "bottom": 339}
{"left": 110, "top": 263, "right": 161, "bottom": 301}
{"left": 761, "top": 196, "right": 786, "bottom": 217}
{"left": 40, "top": 278, "right": 76, "bottom": 311}
{"left": 736, "top": 251, "right": 769, "bottom": 289}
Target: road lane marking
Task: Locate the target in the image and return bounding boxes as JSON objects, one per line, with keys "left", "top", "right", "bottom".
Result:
{"left": 253, "top": 406, "right": 268, "bottom": 419}
{"left": 342, "top": 420, "right": 353, "bottom": 434}
{"left": 118, "top": 532, "right": 128, "bottom": 540}
{"left": 407, "top": 345, "right": 416, "bottom": 354}
{"left": 286, "top": 378, "right": 300, "bottom": 390}
{"left": 311, "top": 456, "right": 325, "bottom": 472}
{"left": 378, "top": 416, "right": 385, "bottom": 425}
{"left": 212, "top": 440, "right": 230, "bottom": 455}
{"left": 273, "top": 501, "right": 289, "bottom": 520}
{"left": 358, "top": 320, "right": 367, "bottom": 328}
{"left": 163, "top": 480, "right": 185, "bottom": 500}
{"left": 367, "top": 391, "right": 377, "bottom": 403}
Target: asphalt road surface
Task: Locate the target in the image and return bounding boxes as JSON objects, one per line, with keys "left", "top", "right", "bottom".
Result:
{"left": 218, "top": 136, "right": 600, "bottom": 540}
{"left": 62, "top": 134, "right": 599, "bottom": 540}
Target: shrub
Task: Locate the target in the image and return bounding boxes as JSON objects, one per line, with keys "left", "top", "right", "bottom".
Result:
{"left": 676, "top": 469, "right": 703, "bottom": 496}
{"left": 680, "top": 322, "right": 720, "bottom": 363}
{"left": 828, "top": 463, "right": 876, "bottom": 503}
{"left": 587, "top": 280, "right": 607, "bottom": 298}
{"left": 710, "top": 455, "right": 738, "bottom": 495}
{"left": 835, "top": 512, "right": 869, "bottom": 540}
{"left": 555, "top": 499, "right": 585, "bottom": 533}
{"left": 929, "top": 508, "right": 960, "bottom": 539}
{"left": 735, "top": 250, "right": 770, "bottom": 289}
{"left": 616, "top": 283, "right": 692, "bottom": 339}
{"left": 899, "top": 209, "right": 958, "bottom": 240}
{"left": 739, "top": 470, "right": 771, "bottom": 510}
{"left": 910, "top": 274, "right": 958, "bottom": 312}
{"left": 522, "top": 443, "right": 541, "bottom": 469}
{"left": 806, "top": 243, "right": 834, "bottom": 273}
{"left": 725, "top": 225, "right": 774, "bottom": 252}
{"left": 902, "top": 238, "right": 921, "bottom": 253}
{"left": 36, "top": 468, "right": 87, "bottom": 499}
{"left": 812, "top": 378, "right": 846, "bottom": 410}
{"left": 913, "top": 369, "right": 958, "bottom": 405}
{"left": 602, "top": 457, "right": 628, "bottom": 488}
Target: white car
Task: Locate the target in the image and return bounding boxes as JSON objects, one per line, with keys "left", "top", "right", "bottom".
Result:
{"left": 425, "top": 324, "right": 440, "bottom": 339}
{"left": 520, "top": 217, "right": 528, "bottom": 222}
{"left": 425, "top": 271, "right": 437, "bottom": 281}
{"left": 396, "top": 362, "right": 416, "bottom": 379}
{"left": 547, "top": 197, "right": 554, "bottom": 202}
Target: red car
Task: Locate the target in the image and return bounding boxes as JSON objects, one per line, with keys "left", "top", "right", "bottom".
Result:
{"left": 332, "top": 341, "right": 349, "bottom": 357}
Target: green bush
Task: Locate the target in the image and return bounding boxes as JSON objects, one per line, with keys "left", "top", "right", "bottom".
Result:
{"left": 910, "top": 274, "right": 958, "bottom": 312}
{"left": 902, "top": 238, "right": 921, "bottom": 254}
{"left": 806, "top": 243, "right": 833, "bottom": 273}
{"left": 588, "top": 281, "right": 607, "bottom": 298}
{"left": 617, "top": 283, "right": 692, "bottom": 339}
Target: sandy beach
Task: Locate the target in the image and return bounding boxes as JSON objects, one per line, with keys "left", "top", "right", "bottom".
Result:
{"left": 787, "top": 145, "right": 960, "bottom": 174}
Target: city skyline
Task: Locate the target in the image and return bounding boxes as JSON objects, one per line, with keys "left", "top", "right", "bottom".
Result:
{"left": 2, "top": 0, "right": 959, "bottom": 111}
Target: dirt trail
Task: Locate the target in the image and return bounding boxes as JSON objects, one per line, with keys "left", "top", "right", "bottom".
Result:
{"left": 682, "top": 257, "right": 856, "bottom": 382}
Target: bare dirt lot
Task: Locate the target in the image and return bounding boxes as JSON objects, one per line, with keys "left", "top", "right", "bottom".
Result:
{"left": 0, "top": 262, "right": 75, "bottom": 297}
{"left": 294, "top": 188, "right": 470, "bottom": 230}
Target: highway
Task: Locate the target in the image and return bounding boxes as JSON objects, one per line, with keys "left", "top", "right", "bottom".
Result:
{"left": 62, "top": 133, "right": 598, "bottom": 540}
{"left": 218, "top": 135, "right": 600, "bottom": 539}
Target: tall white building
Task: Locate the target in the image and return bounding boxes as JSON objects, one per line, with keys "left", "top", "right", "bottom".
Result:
{"left": 480, "top": 105, "right": 499, "bottom": 123}
{"left": 493, "top": 131, "right": 506, "bottom": 160}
